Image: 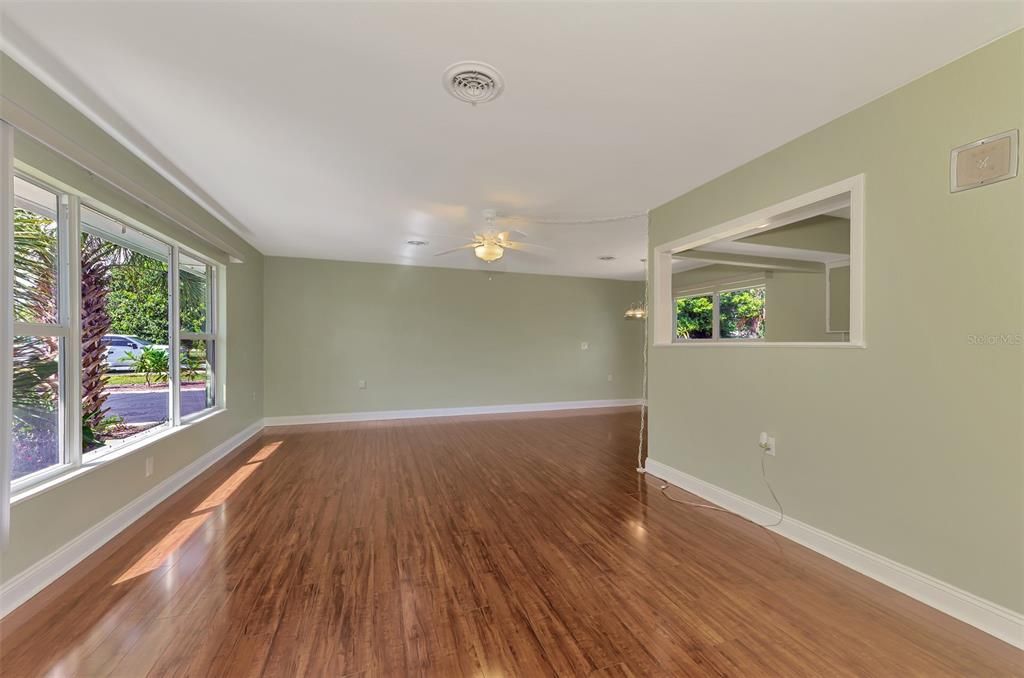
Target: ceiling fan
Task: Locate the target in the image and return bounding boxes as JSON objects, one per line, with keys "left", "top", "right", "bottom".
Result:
{"left": 434, "top": 209, "right": 542, "bottom": 263}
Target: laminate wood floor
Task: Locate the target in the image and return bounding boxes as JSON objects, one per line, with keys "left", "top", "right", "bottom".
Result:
{"left": 1, "top": 408, "right": 1021, "bottom": 676}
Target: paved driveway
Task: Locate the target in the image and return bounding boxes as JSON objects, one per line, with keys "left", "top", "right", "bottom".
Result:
{"left": 106, "top": 388, "right": 208, "bottom": 423}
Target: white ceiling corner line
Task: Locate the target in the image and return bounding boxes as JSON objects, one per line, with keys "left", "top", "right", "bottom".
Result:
{"left": 2, "top": 94, "right": 248, "bottom": 264}
{"left": 0, "top": 18, "right": 258, "bottom": 250}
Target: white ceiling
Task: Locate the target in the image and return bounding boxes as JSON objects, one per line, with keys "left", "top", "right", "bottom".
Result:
{"left": 2, "top": 2, "right": 1020, "bottom": 280}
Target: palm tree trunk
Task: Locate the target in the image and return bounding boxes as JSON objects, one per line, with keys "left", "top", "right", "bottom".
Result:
{"left": 80, "top": 234, "right": 114, "bottom": 429}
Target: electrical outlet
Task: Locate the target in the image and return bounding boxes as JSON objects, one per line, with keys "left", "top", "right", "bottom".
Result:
{"left": 759, "top": 432, "right": 776, "bottom": 456}
{"left": 252, "top": 391, "right": 257, "bottom": 402}
{"left": 358, "top": 379, "right": 367, "bottom": 390}
{"left": 145, "top": 456, "right": 154, "bottom": 477}
{"left": 607, "top": 374, "right": 613, "bottom": 382}
{"left": 580, "top": 342, "right": 589, "bottom": 351}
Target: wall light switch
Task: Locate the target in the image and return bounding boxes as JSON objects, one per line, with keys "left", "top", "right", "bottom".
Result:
{"left": 607, "top": 374, "right": 614, "bottom": 382}
{"left": 580, "top": 342, "right": 589, "bottom": 351}
{"left": 358, "top": 380, "right": 367, "bottom": 390}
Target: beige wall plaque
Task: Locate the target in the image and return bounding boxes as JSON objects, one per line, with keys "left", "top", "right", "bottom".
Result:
{"left": 950, "top": 129, "right": 1018, "bottom": 192}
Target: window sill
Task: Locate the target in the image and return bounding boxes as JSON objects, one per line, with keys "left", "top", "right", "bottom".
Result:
{"left": 654, "top": 341, "right": 866, "bottom": 349}
{"left": 11, "top": 407, "right": 227, "bottom": 506}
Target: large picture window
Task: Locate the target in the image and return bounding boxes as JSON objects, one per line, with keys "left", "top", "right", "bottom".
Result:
{"left": 6, "top": 168, "right": 223, "bottom": 492}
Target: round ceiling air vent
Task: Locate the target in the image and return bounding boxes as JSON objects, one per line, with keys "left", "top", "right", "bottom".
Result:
{"left": 443, "top": 61, "right": 504, "bottom": 105}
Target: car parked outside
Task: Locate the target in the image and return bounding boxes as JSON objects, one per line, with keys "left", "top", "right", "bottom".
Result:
{"left": 102, "top": 334, "right": 168, "bottom": 371}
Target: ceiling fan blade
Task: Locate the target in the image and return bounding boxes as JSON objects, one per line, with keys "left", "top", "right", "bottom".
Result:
{"left": 502, "top": 241, "right": 551, "bottom": 252}
{"left": 496, "top": 229, "right": 529, "bottom": 241}
{"left": 433, "top": 243, "right": 477, "bottom": 256}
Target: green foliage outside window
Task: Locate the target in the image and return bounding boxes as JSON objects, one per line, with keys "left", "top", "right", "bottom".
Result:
{"left": 106, "top": 256, "right": 207, "bottom": 342}
{"left": 13, "top": 207, "right": 58, "bottom": 324}
{"left": 676, "top": 294, "right": 713, "bottom": 338}
{"left": 125, "top": 345, "right": 170, "bottom": 386}
{"left": 676, "top": 286, "right": 766, "bottom": 339}
{"left": 720, "top": 287, "right": 765, "bottom": 338}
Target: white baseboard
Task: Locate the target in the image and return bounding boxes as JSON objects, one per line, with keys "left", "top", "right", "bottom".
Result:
{"left": 644, "top": 457, "right": 1024, "bottom": 650}
{"left": 263, "top": 398, "right": 642, "bottom": 427}
{"left": 0, "top": 420, "right": 264, "bottom": 619}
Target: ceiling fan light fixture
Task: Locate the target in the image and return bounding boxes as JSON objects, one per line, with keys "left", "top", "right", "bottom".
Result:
{"left": 475, "top": 242, "right": 505, "bottom": 262}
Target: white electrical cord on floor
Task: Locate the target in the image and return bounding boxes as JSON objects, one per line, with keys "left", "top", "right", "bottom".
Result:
{"left": 658, "top": 453, "right": 784, "bottom": 528}
{"left": 636, "top": 259, "right": 648, "bottom": 474}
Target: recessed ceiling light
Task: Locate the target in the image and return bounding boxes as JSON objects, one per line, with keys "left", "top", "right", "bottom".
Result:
{"left": 443, "top": 61, "right": 504, "bottom": 105}
{"left": 406, "top": 240, "right": 428, "bottom": 246}
{"left": 598, "top": 255, "right": 616, "bottom": 261}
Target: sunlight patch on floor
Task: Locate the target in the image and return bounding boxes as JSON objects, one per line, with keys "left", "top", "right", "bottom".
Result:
{"left": 192, "top": 463, "right": 260, "bottom": 513}
{"left": 113, "top": 514, "right": 210, "bottom": 584}
{"left": 247, "top": 440, "right": 282, "bottom": 463}
{"left": 112, "top": 440, "right": 283, "bottom": 584}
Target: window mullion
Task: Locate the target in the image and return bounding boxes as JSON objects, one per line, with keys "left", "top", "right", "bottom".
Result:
{"left": 64, "top": 195, "right": 83, "bottom": 468}
{"left": 209, "top": 264, "right": 217, "bottom": 337}
{"left": 170, "top": 246, "right": 181, "bottom": 427}
{"left": 211, "top": 265, "right": 218, "bottom": 409}
{"left": 712, "top": 291, "right": 721, "bottom": 340}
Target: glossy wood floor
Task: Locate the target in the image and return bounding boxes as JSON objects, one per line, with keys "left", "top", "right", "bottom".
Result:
{"left": 2, "top": 408, "right": 1021, "bottom": 677}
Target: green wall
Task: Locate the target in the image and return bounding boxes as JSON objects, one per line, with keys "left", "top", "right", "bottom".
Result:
{"left": 763, "top": 270, "right": 836, "bottom": 343}
{"left": 264, "top": 257, "right": 644, "bottom": 416}
{"left": 1, "top": 54, "right": 265, "bottom": 584}
{"left": 828, "top": 265, "right": 851, "bottom": 333}
{"left": 649, "top": 31, "right": 1023, "bottom": 612}
{"left": 673, "top": 264, "right": 757, "bottom": 293}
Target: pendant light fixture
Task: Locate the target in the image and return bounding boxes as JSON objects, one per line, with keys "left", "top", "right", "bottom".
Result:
{"left": 623, "top": 302, "right": 647, "bottom": 320}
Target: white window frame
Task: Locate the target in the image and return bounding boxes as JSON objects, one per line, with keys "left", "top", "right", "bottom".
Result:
{"left": 6, "top": 159, "right": 225, "bottom": 496}
{"left": 178, "top": 249, "right": 219, "bottom": 424}
{"left": 78, "top": 200, "right": 174, "bottom": 464}
{"left": 673, "top": 281, "right": 766, "bottom": 343}
{"left": 652, "top": 174, "right": 865, "bottom": 348}
{"left": 10, "top": 172, "right": 76, "bottom": 489}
